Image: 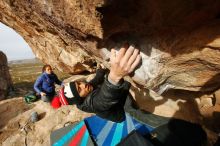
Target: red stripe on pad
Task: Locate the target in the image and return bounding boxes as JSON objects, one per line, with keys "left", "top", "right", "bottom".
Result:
{"left": 69, "top": 125, "right": 87, "bottom": 146}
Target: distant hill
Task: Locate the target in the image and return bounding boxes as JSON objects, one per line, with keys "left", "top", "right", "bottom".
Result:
{"left": 9, "top": 58, "right": 42, "bottom": 65}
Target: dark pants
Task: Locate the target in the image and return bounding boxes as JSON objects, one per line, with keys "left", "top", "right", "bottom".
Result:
{"left": 37, "top": 91, "right": 55, "bottom": 102}
{"left": 124, "top": 94, "right": 170, "bottom": 128}
{"left": 124, "top": 95, "right": 207, "bottom": 146}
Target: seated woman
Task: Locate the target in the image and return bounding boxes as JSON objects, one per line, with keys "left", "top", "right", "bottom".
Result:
{"left": 34, "top": 64, "right": 62, "bottom": 102}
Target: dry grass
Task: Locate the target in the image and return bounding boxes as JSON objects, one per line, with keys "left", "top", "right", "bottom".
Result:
{"left": 9, "top": 59, "right": 71, "bottom": 96}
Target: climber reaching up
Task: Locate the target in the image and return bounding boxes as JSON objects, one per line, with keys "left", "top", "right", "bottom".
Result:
{"left": 51, "top": 44, "right": 141, "bottom": 122}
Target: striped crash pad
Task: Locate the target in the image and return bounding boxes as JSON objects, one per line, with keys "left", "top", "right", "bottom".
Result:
{"left": 51, "top": 113, "right": 156, "bottom": 146}
{"left": 50, "top": 121, "right": 94, "bottom": 146}
{"left": 84, "top": 113, "right": 154, "bottom": 146}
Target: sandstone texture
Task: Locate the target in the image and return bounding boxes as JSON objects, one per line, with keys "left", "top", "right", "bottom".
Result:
{"left": 0, "top": 0, "right": 220, "bottom": 92}
{"left": 1, "top": 1, "right": 220, "bottom": 145}
{"left": 0, "top": 51, "right": 13, "bottom": 100}
{"left": 0, "top": 97, "right": 92, "bottom": 146}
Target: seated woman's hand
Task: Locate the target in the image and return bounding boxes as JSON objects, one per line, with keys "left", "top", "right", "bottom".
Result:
{"left": 40, "top": 92, "right": 46, "bottom": 97}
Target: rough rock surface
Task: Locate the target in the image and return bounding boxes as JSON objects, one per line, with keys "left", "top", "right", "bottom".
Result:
{"left": 1, "top": 1, "right": 220, "bottom": 144}
{"left": 1, "top": 0, "right": 220, "bottom": 92}
{"left": 0, "top": 97, "right": 92, "bottom": 146}
{"left": 0, "top": 51, "right": 13, "bottom": 100}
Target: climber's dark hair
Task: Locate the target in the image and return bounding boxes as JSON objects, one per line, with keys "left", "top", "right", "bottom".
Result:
{"left": 42, "top": 64, "right": 52, "bottom": 73}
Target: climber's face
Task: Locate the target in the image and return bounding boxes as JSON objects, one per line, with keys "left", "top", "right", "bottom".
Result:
{"left": 75, "top": 81, "right": 93, "bottom": 98}
{"left": 45, "top": 66, "right": 52, "bottom": 74}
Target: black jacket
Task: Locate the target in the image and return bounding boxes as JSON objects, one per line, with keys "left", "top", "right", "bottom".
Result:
{"left": 77, "top": 69, "right": 131, "bottom": 122}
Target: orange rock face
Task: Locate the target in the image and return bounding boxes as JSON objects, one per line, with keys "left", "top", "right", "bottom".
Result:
{"left": 1, "top": 0, "right": 220, "bottom": 92}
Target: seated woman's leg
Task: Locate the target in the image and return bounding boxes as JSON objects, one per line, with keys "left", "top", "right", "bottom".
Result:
{"left": 41, "top": 92, "right": 55, "bottom": 102}
{"left": 41, "top": 95, "right": 50, "bottom": 102}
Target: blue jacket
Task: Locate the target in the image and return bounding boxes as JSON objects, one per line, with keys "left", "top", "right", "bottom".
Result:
{"left": 34, "top": 72, "right": 62, "bottom": 95}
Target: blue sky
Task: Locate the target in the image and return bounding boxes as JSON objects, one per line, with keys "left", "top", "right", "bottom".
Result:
{"left": 0, "top": 22, "right": 35, "bottom": 61}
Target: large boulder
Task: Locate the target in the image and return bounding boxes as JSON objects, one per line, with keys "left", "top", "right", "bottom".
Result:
{"left": 0, "top": 51, "right": 13, "bottom": 100}
{"left": 0, "top": 0, "right": 220, "bottom": 92}
{"left": 0, "top": 1, "right": 220, "bottom": 141}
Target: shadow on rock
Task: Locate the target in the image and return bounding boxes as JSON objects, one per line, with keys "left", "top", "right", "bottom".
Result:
{"left": 147, "top": 119, "right": 207, "bottom": 146}
{"left": 38, "top": 112, "right": 46, "bottom": 121}
{"left": 0, "top": 98, "right": 35, "bottom": 129}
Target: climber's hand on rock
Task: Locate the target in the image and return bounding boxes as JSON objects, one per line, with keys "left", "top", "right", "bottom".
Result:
{"left": 109, "top": 44, "right": 141, "bottom": 84}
